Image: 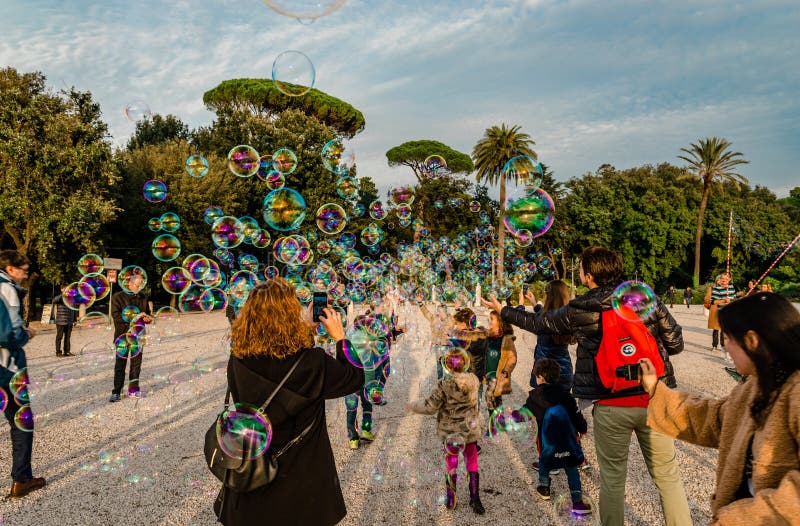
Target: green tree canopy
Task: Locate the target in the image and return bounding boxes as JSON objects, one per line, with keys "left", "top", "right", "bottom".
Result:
{"left": 203, "top": 79, "right": 365, "bottom": 138}
{"left": 0, "top": 67, "right": 117, "bottom": 289}
{"left": 385, "top": 140, "right": 474, "bottom": 182}
{"left": 127, "top": 114, "right": 190, "bottom": 150}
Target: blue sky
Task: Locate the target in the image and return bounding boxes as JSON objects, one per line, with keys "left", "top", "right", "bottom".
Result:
{"left": 1, "top": 0, "right": 798, "bottom": 197}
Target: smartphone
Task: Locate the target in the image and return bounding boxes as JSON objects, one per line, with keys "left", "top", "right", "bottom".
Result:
{"left": 312, "top": 292, "right": 328, "bottom": 322}
{"left": 615, "top": 363, "right": 641, "bottom": 381}
{"left": 522, "top": 284, "right": 529, "bottom": 294}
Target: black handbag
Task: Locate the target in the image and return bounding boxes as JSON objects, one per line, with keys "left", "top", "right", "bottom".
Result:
{"left": 204, "top": 352, "right": 315, "bottom": 494}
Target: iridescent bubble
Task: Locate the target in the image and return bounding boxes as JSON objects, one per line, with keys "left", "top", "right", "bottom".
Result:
{"left": 316, "top": 203, "right": 348, "bottom": 235}
{"left": 360, "top": 223, "right": 384, "bottom": 246}
{"left": 514, "top": 229, "right": 533, "bottom": 247}
{"left": 265, "top": 172, "right": 286, "bottom": 190}
{"left": 178, "top": 284, "right": 206, "bottom": 312}
{"left": 63, "top": 281, "right": 97, "bottom": 310}
{"left": 444, "top": 433, "right": 466, "bottom": 455}
{"left": 321, "top": 137, "right": 356, "bottom": 175}
{"left": 238, "top": 253, "right": 259, "bottom": 272}
{"left": 317, "top": 240, "right": 331, "bottom": 254}
{"left": 14, "top": 404, "right": 34, "bottom": 432}
{"left": 441, "top": 347, "right": 471, "bottom": 375}
{"left": 470, "top": 201, "right": 481, "bottom": 213}
{"left": 423, "top": 155, "right": 447, "bottom": 176}
{"left": 118, "top": 266, "right": 148, "bottom": 294}
{"left": 235, "top": 216, "right": 261, "bottom": 245}
{"left": 503, "top": 187, "right": 555, "bottom": 238}
{"left": 183, "top": 254, "right": 211, "bottom": 283}
{"left": 368, "top": 200, "right": 387, "bottom": 220}
{"left": 148, "top": 217, "right": 162, "bottom": 232}
{"left": 489, "top": 405, "right": 536, "bottom": 439}
{"left": 204, "top": 206, "right": 224, "bottom": 225}
{"left": 200, "top": 288, "right": 228, "bottom": 313}
{"left": 9, "top": 368, "right": 29, "bottom": 404}
{"left": 363, "top": 380, "right": 385, "bottom": 405}
{"left": 343, "top": 329, "right": 389, "bottom": 369}
{"left": 211, "top": 216, "right": 244, "bottom": 248}
{"left": 263, "top": 188, "right": 306, "bottom": 231}
{"left": 75, "top": 280, "right": 107, "bottom": 305}
{"left": 395, "top": 205, "right": 412, "bottom": 220}
{"left": 124, "top": 101, "right": 152, "bottom": 122}
{"left": 227, "top": 145, "right": 260, "bottom": 178}
{"left": 185, "top": 155, "right": 209, "bottom": 178}
{"left": 161, "top": 267, "right": 191, "bottom": 295}
{"left": 143, "top": 180, "right": 167, "bottom": 203}
{"left": 121, "top": 305, "right": 140, "bottom": 323}
{"left": 216, "top": 402, "right": 272, "bottom": 460}
{"left": 271, "top": 148, "right": 298, "bottom": 175}
{"left": 151, "top": 234, "right": 181, "bottom": 262}
{"left": 159, "top": 212, "right": 181, "bottom": 233}
{"left": 272, "top": 50, "right": 315, "bottom": 97}
{"left": 251, "top": 230, "right": 272, "bottom": 249}
{"left": 115, "top": 333, "right": 142, "bottom": 359}
{"left": 229, "top": 271, "right": 257, "bottom": 307}
{"left": 273, "top": 236, "right": 300, "bottom": 264}
{"left": 433, "top": 200, "right": 444, "bottom": 210}
{"left": 502, "top": 155, "right": 543, "bottom": 191}
{"left": 612, "top": 281, "right": 657, "bottom": 322}
{"left": 351, "top": 202, "right": 366, "bottom": 217}
{"left": 389, "top": 185, "right": 415, "bottom": 206}
{"left": 257, "top": 155, "right": 280, "bottom": 184}
{"left": 77, "top": 254, "right": 104, "bottom": 276}
{"left": 0, "top": 387, "right": 7, "bottom": 412}
{"left": 262, "top": 0, "right": 347, "bottom": 20}
{"left": 336, "top": 177, "right": 358, "bottom": 200}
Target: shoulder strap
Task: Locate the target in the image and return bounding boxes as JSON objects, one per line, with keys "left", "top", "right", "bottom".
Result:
{"left": 258, "top": 351, "right": 306, "bottom": 413}
{"left": 272, "top": 411, "right": 319, "bottom": 460}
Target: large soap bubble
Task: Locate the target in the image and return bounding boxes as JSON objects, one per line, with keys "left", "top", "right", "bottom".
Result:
{"left": 227, "top": 145, "right": 260, "bottom": 178}
{"left": 263, "top": 188, "right": 307, "bottom": 231}
{"left": 502, "top": 155, "right": 543, "bottom": 191}
{"left": 503, "top": 187, "right": 555, "bottom": 238}
{"left": 321, "top": 137, "right": 356, "bottom": 175}
{"left": 316, "top": 203, "right": 348, "bottom": 235}
{"left": 272, "top": 51, "right": 315, "bottom": 97}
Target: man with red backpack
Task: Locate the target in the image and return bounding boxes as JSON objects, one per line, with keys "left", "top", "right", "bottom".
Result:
{"left": 483, "top": 245, "right": 691, "bottom": 526}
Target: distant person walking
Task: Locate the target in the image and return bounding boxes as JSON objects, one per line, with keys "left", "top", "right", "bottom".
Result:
{"left": 683, "top": 286, "right": 692, "bottom": 309}
{"left": 0, "top": 250, "right": 46, "bottom": 498}
{"left": 705, "top": 273, "right": 736, "bottom": 359}
{"left": 667, "top": 285, "right": 675, "bottom": 308}
{"left": 52, "top": 284, "right": 77, "bottom": 357}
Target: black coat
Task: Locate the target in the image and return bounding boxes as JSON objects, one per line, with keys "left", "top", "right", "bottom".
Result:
{"left": 110, "top": 291, "right": 150, "bottom": 339}
{"left": 218, "top": 341, "right": 364, "bottom": 526}
{"left": 501, "top": 283, "right": 683, "bottom": 400}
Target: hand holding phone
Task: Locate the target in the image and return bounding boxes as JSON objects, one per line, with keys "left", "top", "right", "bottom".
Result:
{"left": 312, "top": 292, "right": 328, "bottom": 322}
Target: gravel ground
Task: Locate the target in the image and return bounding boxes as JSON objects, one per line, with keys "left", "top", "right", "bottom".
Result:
{"left": 0, "top": 304, "right": 742, "bottom": 525}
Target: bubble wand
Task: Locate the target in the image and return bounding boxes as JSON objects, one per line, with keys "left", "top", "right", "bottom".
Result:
{"left": 746, "top": 230, "right": 800, "bottom": 295}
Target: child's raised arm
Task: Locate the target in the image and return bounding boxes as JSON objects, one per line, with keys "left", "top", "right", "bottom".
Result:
{"left": 407, "top": 381, "right": 446, "bottom": 415}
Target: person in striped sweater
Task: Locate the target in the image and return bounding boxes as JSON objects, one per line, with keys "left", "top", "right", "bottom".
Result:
{"left": 708, "top": 273, "right": 736, "bottom": 358}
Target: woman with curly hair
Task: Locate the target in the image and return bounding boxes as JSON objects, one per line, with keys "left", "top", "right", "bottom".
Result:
{"left": 215, "top": 278, "right": 364, "bottom": 526}
{"left": 640, "top": 292, "right": 800, "bottom": 525}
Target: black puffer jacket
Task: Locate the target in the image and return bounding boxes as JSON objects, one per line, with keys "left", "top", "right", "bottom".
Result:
{"left": 501, "top": 283, "right": 683, "bottom": 400}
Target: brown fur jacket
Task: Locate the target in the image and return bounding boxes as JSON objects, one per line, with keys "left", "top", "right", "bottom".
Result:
{"left": 409, "top": 372, "right": 482, "bottom": 443}
{"left": 647, "top": 372, "right": 800, "bottom": 525}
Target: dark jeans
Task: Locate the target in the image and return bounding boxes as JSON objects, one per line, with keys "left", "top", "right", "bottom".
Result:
{"left": 345, "top": 391, "right": 372, "bottom": 440}
{"left": 539, "top": 460, "right": 582, "bottom": 502}
{"left": 113, "top": 351, "right": 143, "bottom": 394}
{"left": 55, "top": 324, "right": 73, "bottom": 354}
{"left": 712, "top": 330, "right": 725, "bottom": 349}
{"left": 3, "top": 390, "right": 34, "bottom": 482}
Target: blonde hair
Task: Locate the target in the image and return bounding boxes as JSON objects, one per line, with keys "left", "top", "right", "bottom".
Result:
{"left": 231, "top": 278, "right": 315, "bottom": 359}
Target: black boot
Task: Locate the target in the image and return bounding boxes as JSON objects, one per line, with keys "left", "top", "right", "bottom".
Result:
{"left": 445, "top": 474, "right": 457, "bottom": 510}
{"left": 468, "top": 471, "right": 485, "bottom": 515}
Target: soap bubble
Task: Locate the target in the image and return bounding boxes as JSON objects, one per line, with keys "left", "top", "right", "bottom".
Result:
{"left": 236, "top": 216, "right": 262, "bottom": 245}
{"left": 389, "top": 186, "right": 415, "bottom": 206}
{"left": 444, "top": 433, "right": 466, "bottom": 455}
{"left": 227, "top": 145, "right": 260, "bottom": 178}
{"left": 321, "top": 137, "right": 356, "bottom": 175}
{"left": 161, "top": 267, "right": 191, "bottom": 295}
{"left": 185, "top": 155, "right": 209, "bottom": 178}
{"left": 211, "top": 216, "right": 244, "bottom": 249}
{"left": 423, "top": 155, "right": 447, "bottom": 176}
{"left": 368, "top": 200, "right": 387, "bottom": 220}
{"left": 272, "top": 50, "right": 315, "bottom": 97}
{"left": 204, "top": 206, "right": 224, "bottom": 225}
{"left": 316, "top": 203, "right": 348, "bottom": 235}
{"left": 77, "top": 254, "right": 104, "bottom": 276}
{"left": 262, "top": 0, "right": 347, "bottom": 20}
{"left": 489, "top": 405, "right": 536, "bottom": 439}
{"left": 151, "top": 234, "right": 181, "bottom": 262}
{"left": 14, "top": 404, "right": 34, "bottom": 432}
{"left": 360, "top": 223, "right": 384, "bottom": 246}
{"left": 183, "top": 254, "right": 211, "bottom": 283}
{"left": 263, "top": 188, "right": 307, "bottom": 231}
{"left": 115, "top": 333, "right": 142, "bottom": 359}
{"left": 271, "top": 148, "right": 299, "bottom": 175}
{"left": 159, "top": 212, "right": 181, "bottom": 233}
{"left": 216, "top": 403, "right": 272, "bottom": 460}
{"left": 63, "top": 281, "right": 97, "bottom": 310}
{"left": 143, "top": 180, "right": 167, "bottom": 203}
{"left": 9, "top": 368, "right": 29, "bottom": 404}
{"left": 612, "top": 281, "right": 657, "bottom": 322}
{"left": 265, "top": 171, "right": 286, "bottom": 190}
{"left": 470, "top": 201, "right": 481, "bottom": 213}
{"left": 363, "top": 380, "right": 385, "bottom": 405}
{"left": 502, "top": 155, "right": 543, "bottom": 191}
{"left": 441, "top": 347, "right": 471, "bottom": 375}
{"left": 148, "top": 217, "right": 162, "bottom": 232}
{"left": 118, "top": 266, "right": 148, "bottom": 294}
{"left": 503, "top": 187, "right": 555, "bottom": 238}
{"left": 0, "top": 387, "right": 7, "bottom": 412}
{"left": 336, "top": 177, "right": 358, "bottom": 200}
{"left": 124, "top": 100, "right": 152, "bottom": 122}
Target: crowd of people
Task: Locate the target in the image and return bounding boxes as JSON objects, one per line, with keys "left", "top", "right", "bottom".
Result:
{"left": 2, "top": 245, "right": 799, "bottom": 525}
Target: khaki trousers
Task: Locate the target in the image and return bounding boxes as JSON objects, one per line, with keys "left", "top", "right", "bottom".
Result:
{"left": 593, "top": 404, "right": 692, "bottom": 526}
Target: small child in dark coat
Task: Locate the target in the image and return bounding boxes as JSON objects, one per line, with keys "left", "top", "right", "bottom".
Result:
{"left": 524, "top": 358, "right": 592, "bottom": 515}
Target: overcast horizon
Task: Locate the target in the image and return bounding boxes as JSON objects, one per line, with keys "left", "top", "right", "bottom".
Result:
{"left": 2, "top": 0, "right": 798, "bottom": 198}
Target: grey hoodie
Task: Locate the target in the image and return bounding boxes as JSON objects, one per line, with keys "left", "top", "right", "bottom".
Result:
{"left": 410, "top": 372, "right": 482, "bottom": 443}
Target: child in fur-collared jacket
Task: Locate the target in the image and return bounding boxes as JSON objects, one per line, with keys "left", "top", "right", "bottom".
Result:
{"left": 407, "top": 362, "right": 486, "bottom": 516}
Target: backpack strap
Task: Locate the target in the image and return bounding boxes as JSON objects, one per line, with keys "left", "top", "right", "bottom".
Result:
{"left": 257, "top": 351, "right": 306, "bottom": 413}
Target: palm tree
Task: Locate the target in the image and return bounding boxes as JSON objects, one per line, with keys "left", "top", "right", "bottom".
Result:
{"left": 472, "top": 124, "right": 537, "bottom": 283}
{"left": 678, "top": 137, "right": 749, "bottom": 287}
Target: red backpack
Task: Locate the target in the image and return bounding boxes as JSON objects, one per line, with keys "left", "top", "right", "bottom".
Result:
{"left": 596, "top": 306, "right": 664, "bottom": 392}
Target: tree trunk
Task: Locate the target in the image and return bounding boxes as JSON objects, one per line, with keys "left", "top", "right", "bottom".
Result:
{"left": 497, "top": 175, "right": 506, "bottom": 283}
{"left": 693, "top": 181, "right": 712, "bottom": 288}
